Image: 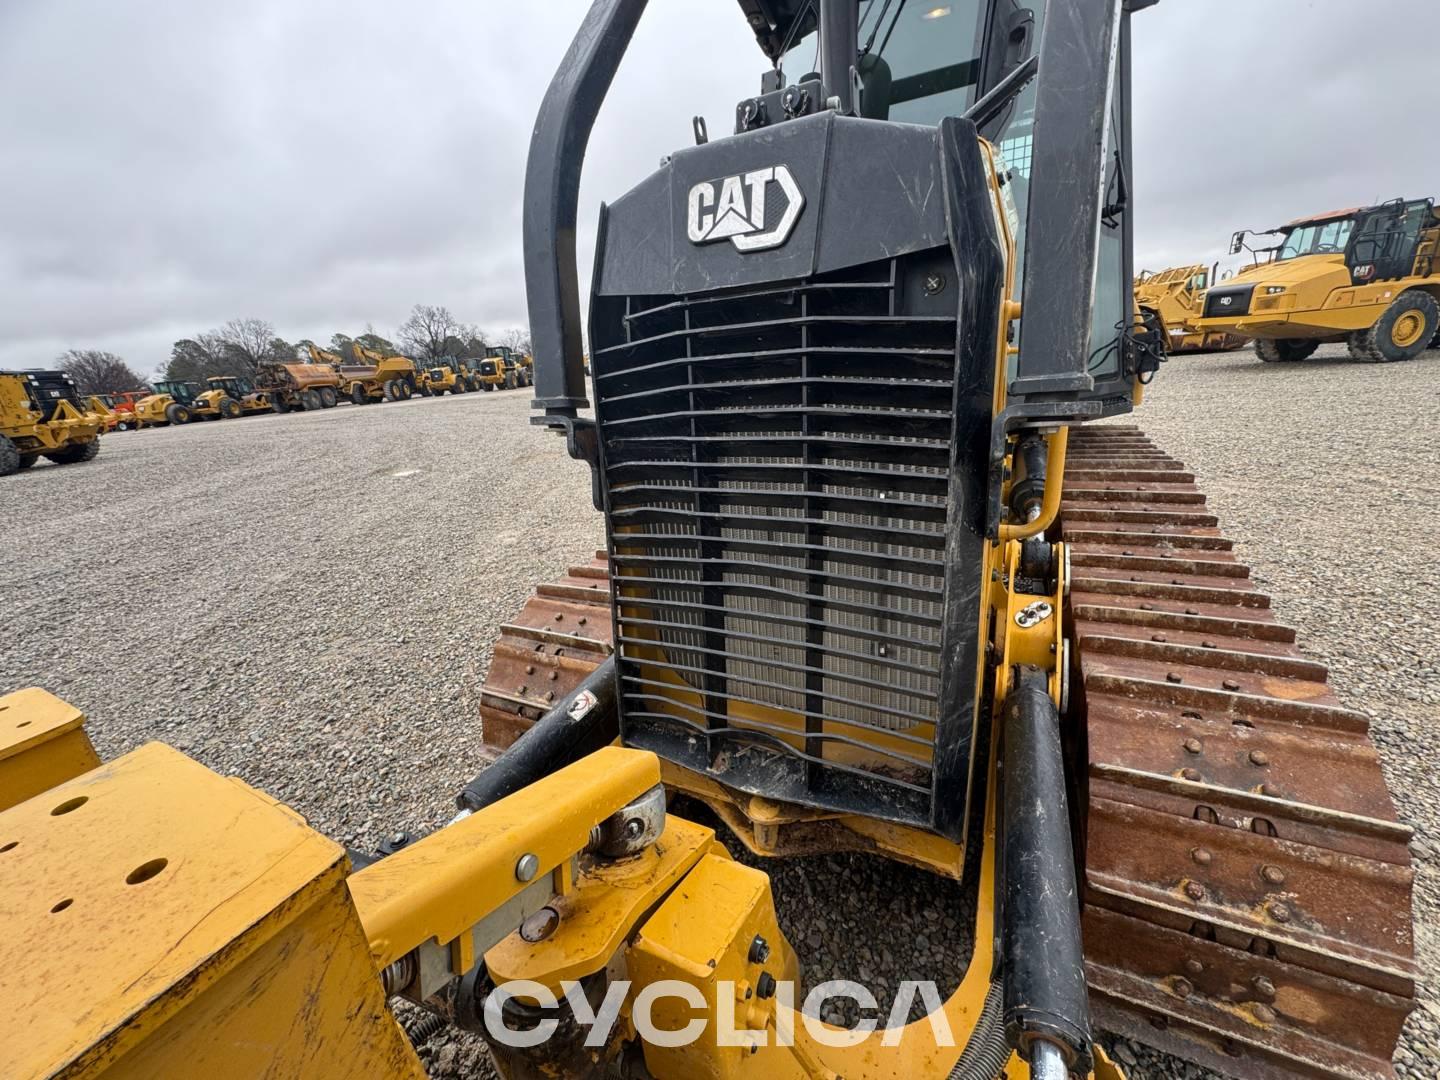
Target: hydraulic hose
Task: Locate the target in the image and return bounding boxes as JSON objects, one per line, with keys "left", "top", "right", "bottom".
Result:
{"left": 947, "top": 982, "right": 1011, "bottom": 1080}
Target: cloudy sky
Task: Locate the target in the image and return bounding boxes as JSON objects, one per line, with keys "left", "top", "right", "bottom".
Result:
{"left": 2, "top": 0, "right": 1436, "bottom": 373}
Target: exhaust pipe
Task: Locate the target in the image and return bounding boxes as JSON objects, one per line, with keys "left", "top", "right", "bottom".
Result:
{"left": 1001, "top": 666, "right": 1093, "bottom": 1077}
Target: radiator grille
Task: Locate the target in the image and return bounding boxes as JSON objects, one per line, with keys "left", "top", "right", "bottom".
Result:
{"left": 592, "top": 254, "right": 963, "bottom": 828}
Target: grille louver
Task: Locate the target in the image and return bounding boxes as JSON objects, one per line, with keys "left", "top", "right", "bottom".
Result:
{"left": 592, "top": 253, "right": 966, "bottom": 829}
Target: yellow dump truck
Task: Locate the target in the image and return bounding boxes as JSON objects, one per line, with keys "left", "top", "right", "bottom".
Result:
{"left": 1133, "top": 265, "right": 1247, "bottom": 353}
{"left": 255, "top": 362, "right": 341, "bottom": 413}
{"left": 337, "top": 344, "right": 418, "bottom": 404}
{"left": 1198, "top": 199, "right": 1440, "bottom": 362}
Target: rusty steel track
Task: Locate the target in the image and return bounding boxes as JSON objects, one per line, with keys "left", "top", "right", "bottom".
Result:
{"left": 479, "top": 429, "right": 1416, "bottom": 1079}
{"left": 1064, "top": 425, "right": 1416, "bottom": 1080}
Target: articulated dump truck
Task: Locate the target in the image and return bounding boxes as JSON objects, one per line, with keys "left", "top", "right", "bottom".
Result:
{"left": 256, "top": 361, "right": 342, "bottom": 412}
{"left": 0, "top": 2, "right": 1415, "bottom": 1079}
{"left": 1134, "top": 265, "right": 1248, "bottom": 353}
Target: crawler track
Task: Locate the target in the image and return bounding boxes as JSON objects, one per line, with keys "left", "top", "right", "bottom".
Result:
{"left": 1064, "top": 425, "right": 1415, "bottom": 1080}
{"left": 478, "top": 428, "right": 1416, "bottom": 1079}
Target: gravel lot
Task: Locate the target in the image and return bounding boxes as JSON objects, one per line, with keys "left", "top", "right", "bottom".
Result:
{"left": 2, "top": 344, "right": 1435, "bottom": 1078}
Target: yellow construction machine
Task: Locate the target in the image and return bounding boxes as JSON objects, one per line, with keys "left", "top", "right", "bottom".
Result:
{"left": 0, "top": 3, "right": 1417, "bottom": 1080}
{"left": 338, "top": 342, "right": 420, "bottom": 404}
{"left": 475, "top": 345, "right": 531, "bottom": 391}
{"left": 206, "top": 375, "right": 272, "bottom": 415}
{"left": 0, "top": 368, "right": 107, "bottom": 474}
{"left": 1197, "top": 199, "right": 1440, "bottom": 362}
{"left": 132, "top": 379, "right": 242, "bottom": 426}
{"left": 1133, "top": 265, "right": 1247, "bottom": 353}
{"left": 257, "top": 359, "right": 342, "bottom": 412}
{"left": 417, "top": 360, "right": 473, "bottom": 396}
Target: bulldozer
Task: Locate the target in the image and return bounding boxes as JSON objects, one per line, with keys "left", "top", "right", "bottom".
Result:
{"left": 132, "top": 379, "right": 240, "bottom": 426}
{"left": 0, "top": 2, "right": 1416, "bottom": 1080}
{"left": 1197, "top": 199, "right": 1440, "bottom": 363}
{"left": 0, "top": 368, "right": 107, "bottom": 474}
{"left": 338, "top": 342, "right": 421, "bottom": 404}
{"left": 1133, "top": 265, "right": 1247, "bottom": 353}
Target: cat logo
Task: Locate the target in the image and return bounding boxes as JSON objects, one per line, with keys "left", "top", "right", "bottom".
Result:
{"left": 1218, "top": 296, "right": 1233, "bottom": 306}
{"left": 686, "top": 166, "right": 804, "bottom": 252}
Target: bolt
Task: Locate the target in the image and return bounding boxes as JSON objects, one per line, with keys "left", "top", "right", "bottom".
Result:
{"left": 749, "top": 935, "right": 771, "bottom": 964}
{"left": 554, "top": 613, "right": 564, "bottom": 622}
{"left": 1268, "top": 902, "right": 1290, "bottom": 923}
{"left": 624, "top": 817, "right": 645, "bottom": 840}
{"left": 1167, "top": 672, "right": 1183, "bottom": 684}
{"left": 1184, "top": 738, "right": 1203, "bottom": 754}
{"left": 520, "top": 906, "right": 560, "bottom": 943}
{"left": 1181, "top": 767, "right": 1202, "bottom": 781}
{"left": 1153, "top": 634, "right": 1167, "bottom": 643}
{"left": 923, "top": 273, "right": 946, "bottom": 296}
{"left": 1186, "top": 608, "right": 1199, "bottom": 615}
{"left": 1184, "top": 959, "right": 1204, "bottom": 976}
{"left": 545, "top": 691, "right": 555, "bottom": 702}
{"left": 1260, "top": 783, "right": 1281, "bottom": 797}
{"left": 1191, "top": 847, "right": 1212, "bottom": 866}
{"left": 578, "top": 616, "right": 588, "bottom": 626}
{"left": 518, "top": 684, "right": 528, "bottom": 695}
{"left": 1202, "top": 640, "right": 1217, "bottom": 649}
{"left": 756, "top": 972, "right": 776, "bottom": 999}
{"left": 391, "top": 831, "right": 408, "bottom": 845}
{"left": 1222, "top": 679, "right": 1241, "bottom": 691}
{"left": 1249, "top": 750, "right": 1270, "bottom": 767}
{"left": 1252, "top": 1003, "right": 1277, "bottom": 1025}
{"left": 1185, "top": 881, "right": 1206, "bottom": 901}
{"left": 1140, "top": 603, "right": 1154, "bottom": 611}
{"left": 525, "top": 665, "right": 535, "bottom": 675}
{"left": 1253, "top": 976, "right": 1276, "bottom": 999}
{"left": 515, "top": 853, "right": 540, "bottom": 882}
{"left": 549, "top": 670, "right": 558, "bottom": 681}
{"left": 1261, "top": 865, "right": 1286, "bottom": 886}
{"left": 1173, "top": 977, "right": 1193, "bottom": 999}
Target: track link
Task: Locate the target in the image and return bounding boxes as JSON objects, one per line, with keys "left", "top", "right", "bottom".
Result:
{"left": 1064, "top": 426, "right": 1416, "bottom": 1080}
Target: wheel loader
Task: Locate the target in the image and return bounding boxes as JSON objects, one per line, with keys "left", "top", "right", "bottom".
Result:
{"left": 0, "top": 368, "right": 107, "bottom": 474}
{"left": 132, "top": 379, "right": 240, "bottom": 426}
{"left": 1133, "top": 265, "right": 1247, "bottom": 353}
{"left": 1196, "top": 199, "right": 1440, "bottom": 363}
{"left": 0, "top": 2, "right": 1416, "bottom": 1080}
{"left": 476, "top": 345, "right": 530, "bottom": 391}
{"left": 418, "top": 360, "right": 472, "bottom": 396}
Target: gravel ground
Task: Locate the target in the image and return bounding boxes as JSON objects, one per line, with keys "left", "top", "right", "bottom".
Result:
{"left": 2, "top": 345, "right": 1435, "bottom": 1078}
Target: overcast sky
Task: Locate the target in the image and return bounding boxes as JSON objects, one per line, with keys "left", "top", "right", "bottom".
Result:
{"left": 2, "top": 1, "right": 1436, "bottom": 373}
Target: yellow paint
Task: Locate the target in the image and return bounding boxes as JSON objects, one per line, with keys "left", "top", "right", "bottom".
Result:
{"left": 486, "top": 816, "right": 719, "bottom": 993}
{"left": 0, "top": 687, "right": 101, "bottom": 812}
{"left": 348, "top": 746, "right": 661, "bottom": 972}
{"left": 0, "top": 741, "right": 421, "bottom": 1078}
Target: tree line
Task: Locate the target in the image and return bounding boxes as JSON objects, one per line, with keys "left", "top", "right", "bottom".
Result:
{"left": 54, "top": 305, "right": 533, "bottom": 395}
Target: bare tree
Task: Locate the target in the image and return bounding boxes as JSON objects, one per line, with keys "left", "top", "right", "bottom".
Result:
{"left": 500, "top": 327, "right": 533, "bottom": 355}
{"left": 216, "top": 317, "right": 277, "bottom": 377}
{"left": 398, "top": 304, "right": 464, "bottom": 362}
{"left": 58, "top": 349, "right": 148, "bottom": 395}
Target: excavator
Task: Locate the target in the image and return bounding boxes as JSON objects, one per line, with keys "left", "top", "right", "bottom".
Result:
{"left": 0, "top": 3, "right": 1414, "bottom": 1080}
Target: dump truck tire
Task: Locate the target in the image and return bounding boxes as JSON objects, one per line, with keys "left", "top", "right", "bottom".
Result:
{"left": 301, "top": 389, "right": 322, "bottom": 411}
{"left": 1254, "top": 338, "right": 1317, "bottom": 363}
{"left": 219, "top": 397, "right": 242, "bottom": 419}
{"left": 272, "top": 395, "right": 290, "bottom": 414}
{"left": 397, "top": 381, "right": 413, "bottom": 401}
{"left": 43, "top": 439, "right": 100, "bottom": 466}
{"left": 165, "top": 403, "right": 192, "bottom": 425}
{"left": 1354, "top": 289, "right": 1439, "bottom": 362}
{"left": 0, "top": 435, "right": 20, "bottom": 476}
{"left": 383, "top": 380, "right": 397, "bottom": 402}
{"left": 467, "top": 376, "right": 481, "bottom": 392}
{"left": 319, "top": 387, "right": 338, "bottom": 409}
{"left": 454, "top": 381, "right": 468, "bottom": 395}
{"left": 350, "top": 384, "right": 367, "bottom": 405}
